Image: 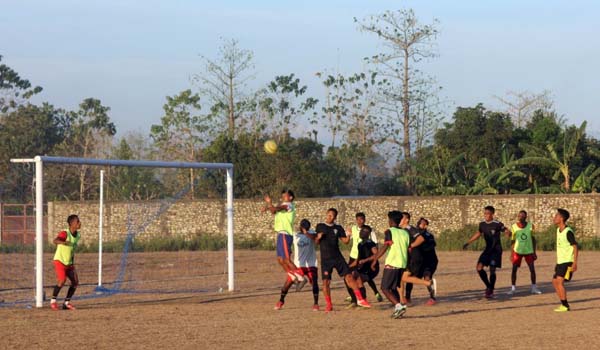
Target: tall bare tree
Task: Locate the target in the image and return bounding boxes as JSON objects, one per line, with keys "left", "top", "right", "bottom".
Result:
{"left": 192, "top": 38, "right": 254, "bottom": 138}
{"left": 494, "top": 90, "right": 554, "bottom": 128}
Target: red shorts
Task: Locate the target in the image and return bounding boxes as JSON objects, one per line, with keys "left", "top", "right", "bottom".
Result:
{"left": 511, "top": 251, "right": 535, "bottom": 267}
{"left": 53, "top": 260, "right": 78, "bottom": 285}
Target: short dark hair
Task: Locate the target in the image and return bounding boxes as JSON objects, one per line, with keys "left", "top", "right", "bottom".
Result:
{"left": 557, "top": 208, "right": 570, "bottom": 222}
{"left": 417, "top": 217, "right": 429, "bottom": 226}
{"left": 67, "top": 214, "right": 79, "bottom": 225}
{"left": 327, "top": 208, "right": 338, "bottom": 219}
{"left": 355, "top": 212, "right": 366, "bottom": 220}
{"left": 402, "top": 211, "right": 411, "bottom": 220}
{"left": 282, "top": 189, "right": 295, "bottom": 201}
{"left": 360, "top": 225, "right": 372, "bottom": 234}
{"left": 300, "top": 218, "right": 311, "bottom": 230}
{"left": 519, "top": 210, "right": 528, "bottom": 216}
{"left": 388, "top": 210, "right": 402, "bottom": 225}
{"left": 484, "top": 206, "right": 495, "bottom": 214}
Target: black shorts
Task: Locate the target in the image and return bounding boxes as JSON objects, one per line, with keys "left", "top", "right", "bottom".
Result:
{"left": 321, "top": 257, "right": 350, "bottom": 280}
{"left": 478, "top": 251, "right": 502, "bottom": 268}
{"left": 554, "top": 262, "right": 574, "bottom": 281}
{"left": 381, "top": 267, "right": 404, "bottom": 291}
{"left": 422, "top": 254, "right": 438, "bottom": 277}
{"left": 357, "top": 265, "right": 380, "bottom": 282}
{"left": 408, "top": 251, "right": 424, "bottom": 276}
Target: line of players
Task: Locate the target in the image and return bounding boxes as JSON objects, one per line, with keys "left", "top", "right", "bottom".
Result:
{"left": 263, "top": 190, "right": 580, "bottom": 316}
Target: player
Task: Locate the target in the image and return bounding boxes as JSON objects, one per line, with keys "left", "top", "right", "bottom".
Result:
{"left": 400, "top": 212, "right": 436, "bottom": 305}
{"left": 275, "top": 219, "right": 320, "bottom": 311}
{"left": 50, "top": 214, "right": 81, "bottom": 310}
{"left": 315, "top": 208, "right": 371, "bottom": 312}
{"left": 262, "top": 189, "right": 304, "bottom": 283}
{"left": 371, "top": 211, "right": 435, "bottom": 319}
{"left": 350, "top": 225, "right": 380, "bottom": 306}
{"left": 508, "top": 210, "right": 542, "bottom": 295}
{"left": 552, "top": 208, "right": 578, "bottom": 312}
{"left": 416, "top": 218, "right": 439, "bottom": 305}
{"left": 463, "top": 206, "right": 510, "bottom": 299}
{"left": 346, "top": 213, "right": 383, "bottom": 306}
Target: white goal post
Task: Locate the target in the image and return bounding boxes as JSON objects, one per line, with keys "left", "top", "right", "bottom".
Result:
{"left": 10, "top": 155, "right": 235, "bottom": 308}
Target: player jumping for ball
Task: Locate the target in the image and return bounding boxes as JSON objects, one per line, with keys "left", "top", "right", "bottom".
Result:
{"left": 275, "top": 219, "right": 320, "bottom": 311}
{"left": 50, "top": 214, "right": 81, "bottom": 310}
{"left": 263, "top": 189, "right": 305, "bottom": 283}
{"left": 463, "top": 206, "right": 510, "bottom": 299}
{"left": 315, "top": 208, "right": 372, "bottom": 312}
{"left": 508, "top": 210, "right": 542, "bottom": 296}
{"left": 552, "top": 208, "right": 578, "bottom": 312}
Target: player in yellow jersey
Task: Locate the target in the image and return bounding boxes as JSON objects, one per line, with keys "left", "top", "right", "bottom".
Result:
{"left": 508, "top": 210, "right": 542, "bottom": 295}
{"left": 50, "top": 214, "right": 81, "bottom": 311}
{"left": 552, "top": 208, "right": 578, "bottom": 312}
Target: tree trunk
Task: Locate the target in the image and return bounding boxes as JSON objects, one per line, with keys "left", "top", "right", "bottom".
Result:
{"left": 402, "top": 51, "right": 411, "bottom": 160}
{"left": 228, "top": 74, "right": 235, "bottom": 138}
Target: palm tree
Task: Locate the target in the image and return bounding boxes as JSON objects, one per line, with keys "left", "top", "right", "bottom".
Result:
{"left": 511, "top": 121, "right": 587, "bottom": 192}
{"left": 572, "top": 164, "right": 600, "bottom": 193}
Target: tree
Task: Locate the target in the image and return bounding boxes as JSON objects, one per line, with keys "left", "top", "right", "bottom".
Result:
{"left": 192, "top": 38, "right": 254, "bottom": 138}
{"left": 494, "top": 90, "right": 554, "bottom": 128}
{"left": 356, "top": 9, "right": 440, "bottom": 161}
{"left": 150, "top": 89, "right": 212, "bottom": 198}
{"left": 109, "top": 138, "right": 162, "bottom": 200}
{"left": 512, "top": 121, "right": 587, "bottom": 191}
{"left": 0, "top": 55, "right": 43, "bottom": 113}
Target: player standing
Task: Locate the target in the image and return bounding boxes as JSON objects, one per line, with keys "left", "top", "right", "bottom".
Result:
{"left": 50, "top": 214, "right": 81, "bottom": 310}
{"left": 316, "top": 208, "right": 371, "bottom": 312}
{"left": 508, "top": 210, "right": 542, "bottom": 295}
{"left": 552, "top": 208, "right": 579, "bottom": 312}
{"left": 463, "top": 206, "right": 509, "bottom": 299}
{"left": 275, "top": 219, "right": 320, "bottom": 311}
{"left": 346, "top": 213, "right": 383, "bottom": 306}
{"left": 263, "top": 189, "right": 304, "bottom": 283}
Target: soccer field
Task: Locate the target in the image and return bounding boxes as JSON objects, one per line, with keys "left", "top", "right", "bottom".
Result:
{"left": 1, "top": 250, "right": 599, "bottom": 349}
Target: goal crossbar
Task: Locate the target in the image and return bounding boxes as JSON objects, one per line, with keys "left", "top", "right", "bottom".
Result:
{"left": 10, "top": 156, "right": 235, "bottom": 308}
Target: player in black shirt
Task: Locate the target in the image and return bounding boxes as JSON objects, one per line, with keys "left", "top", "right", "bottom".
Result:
{"left": 402, "top": 212, "right": 435, "bottom": 304}
{"left": 463, "top": 206, "right": 510, "bottom": 298}
{"left": 417, "top": 218, "right": 439, "bottom": 305}
{"left": 349, "top": 225, "right": 380, "bottom": 304}
{"left": 316, "top": 208, "right": 372, "bottom": 312}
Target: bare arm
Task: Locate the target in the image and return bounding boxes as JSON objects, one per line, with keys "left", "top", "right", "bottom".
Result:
{"left": 410, "top": 236, "right": 425, "bottom": 249}
{"left": 358, "top": 247, "right": 380, "bottom": 265}
{"left": 572, "top": 244, "right": 579, "bottom": 272}
{"left": 463, "top": 231, "right": 481, "bottom": 249}
{"left": 339, "top": 235, "right": 350, "bottom": 244}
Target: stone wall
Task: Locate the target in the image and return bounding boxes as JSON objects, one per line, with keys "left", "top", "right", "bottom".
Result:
{"left": 47, "top": 194, "right": 600, "bottom": 244}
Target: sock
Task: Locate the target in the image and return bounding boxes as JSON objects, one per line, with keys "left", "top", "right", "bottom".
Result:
{"left": 353, "top": 289, "right": 365, "bottom": 302}
{"left": 66, "top": 286, "right": 77, "bottom": 300}
{"left": 490, "top": 272, "right": 497, "bottom": 290}
{"left": 347, "top": 285, "right": 357, "bottom": 303}
{"left": 368, "top": 280, "right": 379, "bottom": 295}
{"left": 511, "top": 285, "right": 516, "bottom": 290}
{"left": 52, "top": 285, "right": 62, "bottom": 301}
{"left": 478, "top": 270, "right": 491, "bottom": 289}
{"left": 313, "top": 293, "right": 319, "bottom": 305}
{"left": 325, "top": 295, "right": 332, "bottom": 306}
{"left": 561, "top": 299, "right": 569, "bottom": 308}
{"left": 280, "top": 289, "right": 288, "bottom": 303}
{"left": 405, "top": 283, "right": 414, "bottom": 299}
{"left": 359, "top": 287, "right": 367, "bottom": 301}
{"left": 531, "top": 284, "right": 537, "bottom": 288}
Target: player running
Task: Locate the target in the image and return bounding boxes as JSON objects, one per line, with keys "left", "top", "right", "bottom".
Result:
{"left": 415, "top": 218, "right": 439, "bottom": 305}
{"left": 372, "top": 211, "right": 436, "bottom": 319}
{"left": 552, "top": 208, "right": 579, "bottom": 312}
{"left": 263, "top": 189, "right": 305, "bottom": 283}
{"left": 275, "top": 219, "right": 320, "bottom": 311}
{"left": 463, "top": 206, "right": 510, "bottom": 299}
{"left": 316, "top": 208, "right": 372, "bottom": 312}
{"left": 508, "top": 210, "right": 542, "bottom": 296}
{"left": 50, "top": 214, "right": 81, "bottom": 310}
{"left": 346, "top": 213, "right": 383, "bottom": 306}
{"left": 401, "top": 212, "right": 436, "bottom": 305}
{"left": 349, "top": 225, "right": 380, "bottom": 308}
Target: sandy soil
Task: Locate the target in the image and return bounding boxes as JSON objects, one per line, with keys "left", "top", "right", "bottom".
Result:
{"left": 1, "top": 250, "right": 599, "bottom": 349}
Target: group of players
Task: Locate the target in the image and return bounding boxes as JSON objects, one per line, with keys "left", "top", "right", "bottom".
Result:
{"left": 263, "top": 190, "right": 580, "bottom": 317}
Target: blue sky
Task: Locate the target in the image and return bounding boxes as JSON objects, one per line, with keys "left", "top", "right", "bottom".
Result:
{"left": 2, "top": 0, "right": 599, "bottom": 138}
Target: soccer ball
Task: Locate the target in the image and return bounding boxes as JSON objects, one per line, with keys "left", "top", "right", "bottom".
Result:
{"left": 264, "top": 140, "right": 277, "bottom": 154}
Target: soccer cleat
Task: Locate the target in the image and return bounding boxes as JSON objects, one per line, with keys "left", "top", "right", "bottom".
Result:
{"left": 426, "top": 298, "right": 437, "bottom": 306}
{"left": 287, "top": 272, "right": 297, "bottom": 282}
{"left": 484, "top": 288, "right": 493, "bottom": 299}
{"left": 507, "top": 288, "right": 516, "bottom": 296}
{"left": 312, "top": 304, "right": 320, "bottom": 312}
{"left": 357, "top": 299, "right": 372, "bottom": 308}
{"left": 274, "top": 301, "right": 284, "bottom": 310}
{"left": 296, "top": 278, "right": 308, "bottom": 292}
{"left": 62, "top": 303, "right": 76, "bottom": 310}
{"left": 50, "top": 302, "right": 59, "bottom": 311}
{"left": 325, "top": 304, "right": 333, "bottom": 313}
{"left": 391, "top": 304, "right": 407, "bottom": 319}
{"left": 345, "top": 302, "right": 357, "bottom": 310}
{"left": 531, "top": 286, "right": 542, "bottom": 295}
{"left": 554, "top": 305, "right": 569, "bottom": 312}
{"left": 375, "top": 293, "right": 384, "bottom": 302}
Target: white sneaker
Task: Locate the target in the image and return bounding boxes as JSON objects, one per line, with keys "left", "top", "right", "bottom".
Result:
{"left": 531, "top": 286, "right": 542, "bottom": 295}
{"left": 507, "top": 289, "right": 515, "bottom": 296}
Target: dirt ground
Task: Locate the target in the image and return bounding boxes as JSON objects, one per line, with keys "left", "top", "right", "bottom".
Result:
{"left": 1, "top": 250, "right": 599, "bottom": 349}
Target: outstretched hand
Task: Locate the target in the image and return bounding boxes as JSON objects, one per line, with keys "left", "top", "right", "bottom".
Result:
{"left": 263, "top": 195, "right": 272, "bottom": 204}
{"left": 462, "top": 243, "right": 469, "bottom": 250}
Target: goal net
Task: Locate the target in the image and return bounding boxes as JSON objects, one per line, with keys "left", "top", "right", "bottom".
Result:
{"left": 2, "top": 156, "right": 234, "bottom": 308}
